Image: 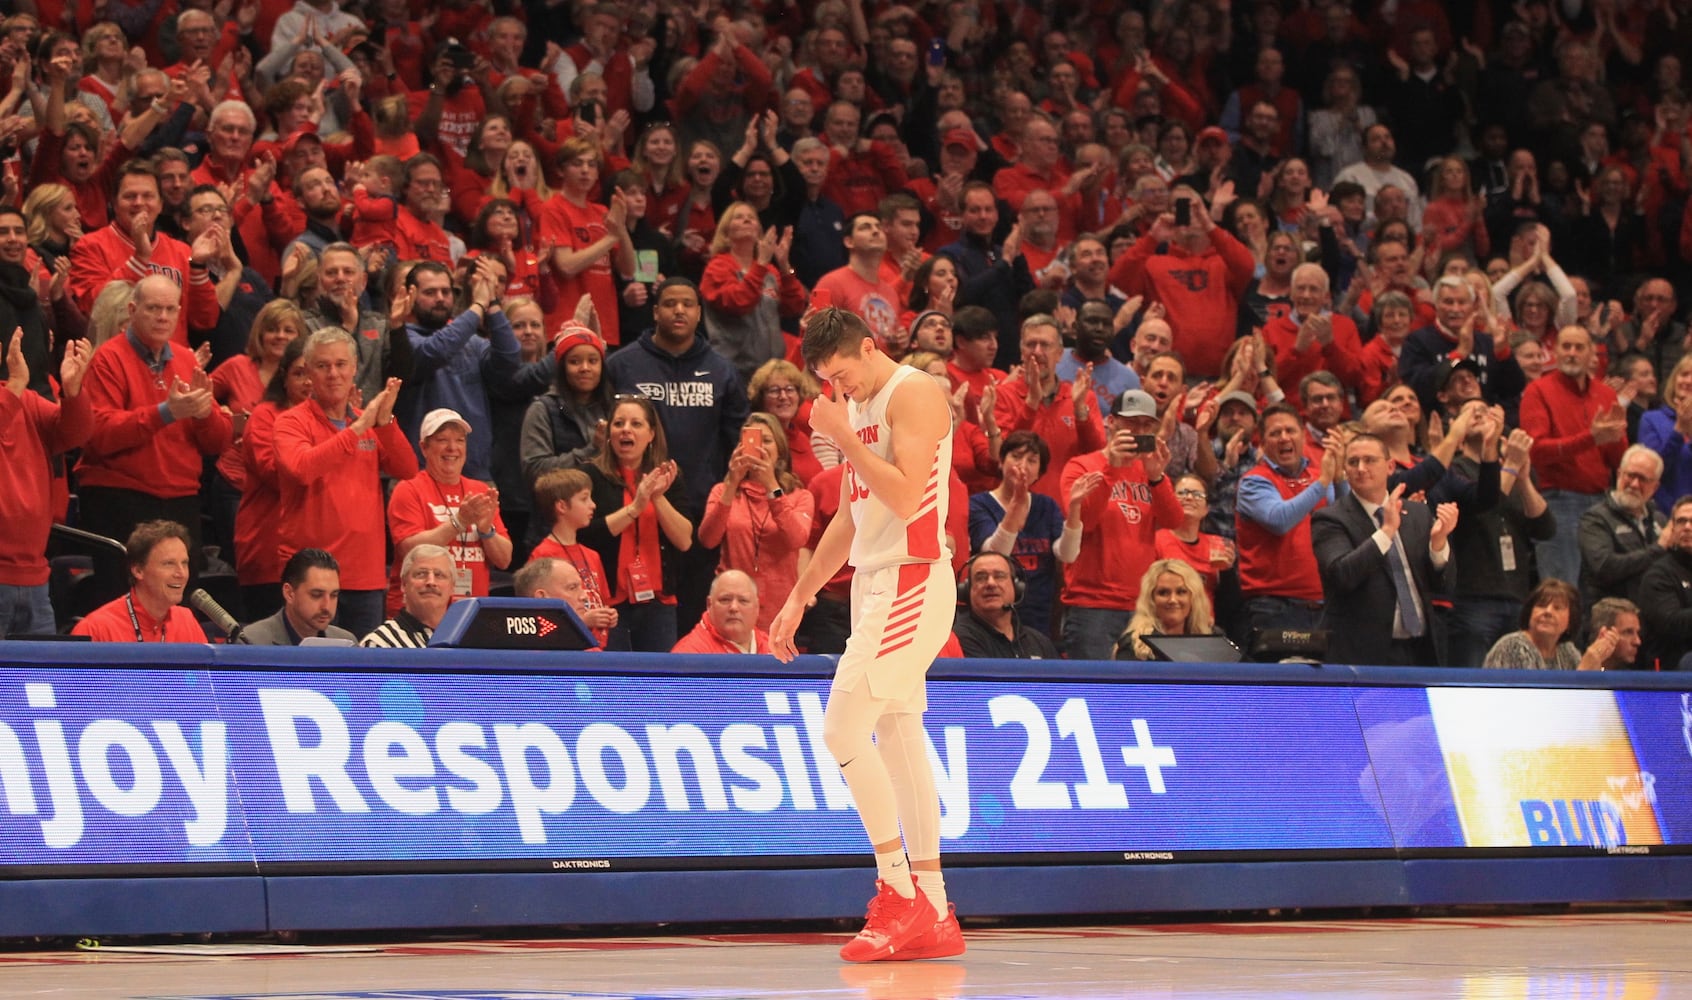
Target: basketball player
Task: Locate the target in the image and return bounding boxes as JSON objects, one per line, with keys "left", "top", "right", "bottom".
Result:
{"left": 770, "top": 308, "right": 964, "bottom": 963}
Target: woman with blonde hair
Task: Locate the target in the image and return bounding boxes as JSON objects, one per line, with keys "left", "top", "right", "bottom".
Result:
{"left": 697, "top": 411, "right": 816, "bottom": 629}
{"left": 701, "top": 201, "right": 806, "bottom": 385}
{"left": 209, "top": 300, "right": 307, "bottom": 566}
{"left": 1637, "top": 353, "right": 1692, "bottom": 511}
{"left": 1422, "top": 157, "right": 1489, "bottom": 259}
{"left": 746, "top": 358, "right": 824, "bottom": 484}
{"left": 632, "top": 122, "right": 690, "bottom": 234}
{"left": 1115, "top": 558, "right": 1218, "bottom": 660}
{"left": 77, "top": 21, "right": 130, "bottom": 124}
{"left": 23, "top": 182, "right": 79, "bottom": 271}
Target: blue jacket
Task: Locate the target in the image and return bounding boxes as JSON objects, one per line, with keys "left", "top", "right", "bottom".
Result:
{"left": 606, "top": 328, "right": 750, "bottom": 516}
{"left": 397, "top": 306, "right": 521, "bottom": 481}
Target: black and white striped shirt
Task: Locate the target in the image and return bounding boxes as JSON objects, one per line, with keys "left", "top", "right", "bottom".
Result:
{"left": 359, "top": 610, "right": 433, "bottom": 649}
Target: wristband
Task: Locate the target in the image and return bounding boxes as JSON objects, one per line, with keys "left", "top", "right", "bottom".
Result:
{"left": 478, "top": 527, "right": 496, "bottom": 540}
{"left": 1502, "top": 467, "right": 1520, "bottom": 476}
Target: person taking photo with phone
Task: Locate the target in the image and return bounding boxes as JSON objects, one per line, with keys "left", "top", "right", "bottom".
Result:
{"left": 1054, "top": 388, "right": 1184, "bottom": 661}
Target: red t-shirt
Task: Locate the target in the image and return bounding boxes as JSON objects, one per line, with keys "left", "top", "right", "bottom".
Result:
{"left": 540, "top": 193, "right": 622, "bottom": 346}
{"left": 811, "top": 266, "right": 903, "bottom": 348}
{"left": 1058, "top": 451, "right": 1185, "bottom": 609}
{"left": 530, "top": 534, "right": 612, "bottom": 648}
{"left": 386, "top": 472, "right": 508, "bottom": 615}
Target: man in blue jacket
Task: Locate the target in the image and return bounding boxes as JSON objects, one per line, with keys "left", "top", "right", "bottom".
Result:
{"left": 608, "top": 277, "right": 750, "bottom": 627}
{"left": 395, "top": 259, "right": 522, "bottom": 481}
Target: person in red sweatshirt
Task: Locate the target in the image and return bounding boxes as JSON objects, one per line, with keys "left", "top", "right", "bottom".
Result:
{"left": 1519, "top": 324, "right": 1629, "bottom": 585}
{"left": 69, "top": 161, "right": 223, "bottom": 348}
{"left": 670, "top": 570, "right": 771, "bottom": 654}
{"left": 76, "top": 273, "right": 232, "bottom": 561}
{"left": 71, "top": 519, "right": 207, "bottom": 643}
{"left": 993, "top": 314, "right": 1107, "bottom": 502}
{"left": 273, "top": 326, "right": 419, "bottom": 641}
{"left": 1260, "top": 263, "right": 1366, "bottom": 396}
{"left": 1055, "top": 389, "right": 1184, "bottom": 662}
{"left": 392, "top": 154, "right": 455, "bottom": 265}
{"left": 1108, "top": 184, "right": 1256, "bottom": 379}
{"left": 0, "top": 333, "right": 92, "bottom": 636}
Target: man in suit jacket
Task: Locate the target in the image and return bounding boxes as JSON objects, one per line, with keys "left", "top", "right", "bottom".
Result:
{"left": 1312, "top": 433, "right": 1458, "bottom": 666}
{"left": 241, "top": 548, "right": 357, "bottom": 645}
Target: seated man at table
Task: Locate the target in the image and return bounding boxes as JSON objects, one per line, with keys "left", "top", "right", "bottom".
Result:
{"left": 72, "top": 520, "right": 206, "bottom": 643}
{"left": 360, "top": 545, "right": 454, "bottom": 649}
{"left": 672, "top": 570, "right": 770, "bottom": 654}
{"left": 513, "top": 555, "right": 613, "bottom": 650}
{"left": 952, "top": 551, "right": 1058, "bottom": 659}
{"left": 242, "top": 548, "right": 357, "bottom": 645}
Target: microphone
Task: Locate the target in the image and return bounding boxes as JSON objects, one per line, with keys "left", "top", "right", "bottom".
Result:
{"left": 188, "top": 589, "right": 248, "bottom": 644}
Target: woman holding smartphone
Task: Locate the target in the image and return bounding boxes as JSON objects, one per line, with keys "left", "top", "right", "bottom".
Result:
{"left": 697, "top": 411, "right": 815, "bottom": 630}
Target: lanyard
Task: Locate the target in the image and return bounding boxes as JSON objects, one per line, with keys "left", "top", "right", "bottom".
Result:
{"left": 125, "top": 593, "right": 157, "bottom": 643}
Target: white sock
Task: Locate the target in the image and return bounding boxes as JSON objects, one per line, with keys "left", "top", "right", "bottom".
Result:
{"left": 914, "top": 868, "right": 947, "bottom": 914}
{"left": 876, "top": 849, "right": 914, "bottom": 897}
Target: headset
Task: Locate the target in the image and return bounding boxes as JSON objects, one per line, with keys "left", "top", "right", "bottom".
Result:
{"left": 957, "top": 550, "right": 1027, "bottom": 609}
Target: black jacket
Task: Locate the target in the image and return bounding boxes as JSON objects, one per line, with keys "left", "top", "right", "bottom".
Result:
{"left": 1312, "top": 492, "right": 1452, "bottom": 666}
{"left": 953, "top": 608, "right": 1058, "bottom": 660}
{"left": 1638, "top": 548, "right": 1692, "bottom": 671}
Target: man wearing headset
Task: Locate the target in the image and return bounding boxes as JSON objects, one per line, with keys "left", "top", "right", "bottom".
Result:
{"left": 950, "top": 550, "right": 1059, "bottom": 658}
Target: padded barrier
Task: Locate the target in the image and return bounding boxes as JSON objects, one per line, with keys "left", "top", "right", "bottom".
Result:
{"left": 1, "top": 643, "right": 1689, "bottom": 935}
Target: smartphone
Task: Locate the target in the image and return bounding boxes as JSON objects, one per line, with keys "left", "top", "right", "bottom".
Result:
{"left": 1174, "top": 198, "right": 1192, "bottom": 227}
{"left": 634, "top": 249, "right": 659, "bottom": 283}
{"left": 927, "top": 38, "right": 946, "bottom": 68}
{"left": 578, "top": 100, "right": 601, "bottom": 126}
{"left": 739, "top": 425, "right": 763, "bottom": 457}
{"left": 1132, "top": 434, "right": 1158, "bottom": 453}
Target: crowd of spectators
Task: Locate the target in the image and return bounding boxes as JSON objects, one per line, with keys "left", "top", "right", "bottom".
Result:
{"left": 1, "top": 0, "right": 1690, "bottom": 668}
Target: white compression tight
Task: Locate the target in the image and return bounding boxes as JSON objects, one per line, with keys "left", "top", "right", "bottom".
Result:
{"left": 822, "top": 682, "right": 941, "bottom": 863}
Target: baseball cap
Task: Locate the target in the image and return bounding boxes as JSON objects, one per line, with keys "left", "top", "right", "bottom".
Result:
{"left": 553, "top": 323, "right": 607, "bottom": 364}
{"left": 1438, "top": 357, "right": 1484, "bottom": 388}
{"left": 1216, "top": 390, "right": 1259, "bottom": 413}
{"left": 1197, "top": 126, "right": 1229, "bottom": 146}
{"left": 1114, "top": 389, "right": 1159, "bottom": 419}
{"left": 942, "top": 128, "right": 979, "bottom": 152}
{"left": 420, "top": 408, "right": 472, "bottom": 440}
{"left": 908, "top": 309, "right": 949, "bottom": 339}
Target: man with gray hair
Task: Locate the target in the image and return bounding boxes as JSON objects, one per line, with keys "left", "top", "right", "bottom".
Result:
{"left": 361, "top": 545, "right": 454, "bottom": 648}
{"left": 1578, "top": 444, "right": 1670, "bottom": 608}
{"left": 1260, "top": 262, "right": 1364, "bottom": 394}
{"left": 1521, "top": 324, "right": 1628, "bottom": 584}
{"left": 1585, "top": 597, "right": 1642, "bottom": 670}
{"left": 1400, "top": 273, "right": 1523, "bottom": 413}
{"left": 786, "top": 136, "right": 848, "bottom": 287}
{"left": 192, "top": 100, "right": 291, "bottom": 284}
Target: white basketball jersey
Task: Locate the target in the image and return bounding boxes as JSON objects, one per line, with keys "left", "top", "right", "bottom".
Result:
{"left": 845, "top": 364, "right": 953, "bottom": 572}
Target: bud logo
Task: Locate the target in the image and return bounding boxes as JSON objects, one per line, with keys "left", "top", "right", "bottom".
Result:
{"left": 1520, "top": 799, "right": 1626, "bottom": 848}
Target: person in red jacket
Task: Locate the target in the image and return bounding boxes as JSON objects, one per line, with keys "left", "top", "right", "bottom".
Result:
{"left": 1260, "top": 263, "right": 1366, "bottom": 395}
{"left": 0, "top": 333, "right": 92, "bottom": 636}
{"left": 193, "top": 102, "right": 295, "bottom": 285}
{"left": 1108, "top": 184, "right": 1256, "bottom": 379}
{"left": 273, "top": 326, "right": 418, "bottom": 640}
{"left": 993, "top": 314, "right": 1106, "bottom": 502}
{"left": 392, "top": 154, "right": 455, "bottom": 265}
{"left": 670, "top": 569, "right": 771, "bottom": 653}
{"left": 72, "top": 519, "right": 208, "bottom": 643}
{"left": 819, "top": 101, "right": 908, "bottom": 218}
{"left": 69, "top": 162, "right": 223, "bottom": 348}
{"left": 1056, "top": 388, "right": 1184, "bottom": 661}
{"left": 76, "top": 273, "right": 232, "bottom": 561}
{"left": 1519, "top": 325, "right": 1629, "bottom": 585}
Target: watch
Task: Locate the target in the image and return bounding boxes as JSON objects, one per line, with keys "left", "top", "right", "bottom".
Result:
{"left": 769, "top": 487, "right": 785, "bottom": 499}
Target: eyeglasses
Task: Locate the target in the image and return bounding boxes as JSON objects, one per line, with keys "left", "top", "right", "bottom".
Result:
{"left": 763, "top": 385, "right": 799, "bottom": 396}
{"left": 1174, "top": 488, "right": 1207, "bottom": 499}
{"left": 192, "top": 204, "right": 230, "bottom": 217}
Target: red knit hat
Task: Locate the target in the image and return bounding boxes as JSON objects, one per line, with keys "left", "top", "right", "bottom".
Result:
{"left": 553, "top": 323, "right": 606, "bottom": 363}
